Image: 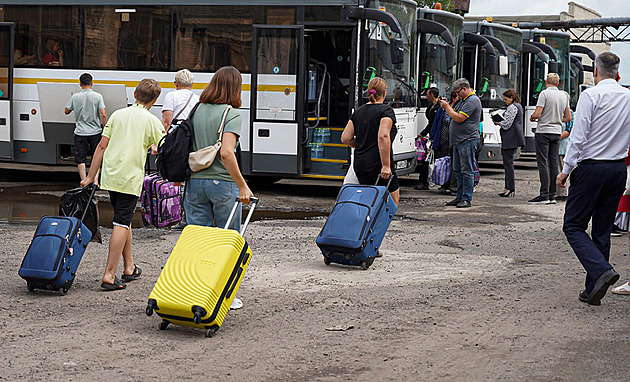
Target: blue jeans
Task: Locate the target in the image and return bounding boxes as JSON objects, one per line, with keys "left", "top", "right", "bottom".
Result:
{"left": 452, "top": 138, "right": 479, "bottom": 202}
{"left": 184, "top": 178, "right": 241, "bottom": 231}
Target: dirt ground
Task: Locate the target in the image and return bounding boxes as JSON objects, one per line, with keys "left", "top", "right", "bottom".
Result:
{"left": 1, "top": 159, "right": 630, "bottom": 381}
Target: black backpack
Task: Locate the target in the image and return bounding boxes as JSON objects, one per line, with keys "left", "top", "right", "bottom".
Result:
{"left": 157, "top": 103, "right": 200, "bottom": 182}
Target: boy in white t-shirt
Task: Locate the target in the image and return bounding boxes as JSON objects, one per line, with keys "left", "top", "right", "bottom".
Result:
{"left": 161, "top": 69, "right": 199, "bottom": 129}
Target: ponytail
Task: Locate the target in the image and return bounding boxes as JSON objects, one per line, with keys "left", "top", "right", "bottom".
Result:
{"left": 367, "top": 77, "right": 387, "bottom": 103}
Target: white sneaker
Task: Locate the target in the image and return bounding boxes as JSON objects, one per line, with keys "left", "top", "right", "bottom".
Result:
{"left": 230, "top": 297, "right": 243, "bottom": 310}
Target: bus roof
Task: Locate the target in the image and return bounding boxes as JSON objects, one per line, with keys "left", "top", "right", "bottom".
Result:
{"left": 418, "top": 8, "right": 464, "bottom": 23}
{"left": 464, "top": 20, "right": 522, "bottom": 36}
{"left": 522, "top": 29, "right": 571, "bottom": 40}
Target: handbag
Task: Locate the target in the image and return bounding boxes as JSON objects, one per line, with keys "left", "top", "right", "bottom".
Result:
{"left": 430, "top": 156, "right": 451, "bottom": 186}
{"left": 188, "top": 105, "right": 232, "bottom": 172}
{"left": 415, "top": 136, "right": 428, "bottom": 162}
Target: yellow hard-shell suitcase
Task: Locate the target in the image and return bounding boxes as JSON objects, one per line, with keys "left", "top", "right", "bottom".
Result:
{"left": 146, "top": 197, "right": 258, "bottom": 337}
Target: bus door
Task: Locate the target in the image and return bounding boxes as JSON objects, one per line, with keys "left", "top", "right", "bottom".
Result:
{"left": 250, "top": 25, "right": 304, "bottom": 175}
{"left": 0, "top": 23, "right": 13, "bottom": 160}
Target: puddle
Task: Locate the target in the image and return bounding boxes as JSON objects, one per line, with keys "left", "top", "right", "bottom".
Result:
{"left": 0, "top": 185, "right": 327, "bottom": 228}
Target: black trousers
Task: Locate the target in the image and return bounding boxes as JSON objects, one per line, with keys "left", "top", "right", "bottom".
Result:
{"left": 535, "top": 133, "right": 560, "bottom": 199}
{"left": 418, "top": 161, "right": 429, "bottom": 186}
{"left": 563, "top": 160, "right": 626, "bottom": 293}
{"left": 501, "top": 148, "right": 517, "bottom": 191}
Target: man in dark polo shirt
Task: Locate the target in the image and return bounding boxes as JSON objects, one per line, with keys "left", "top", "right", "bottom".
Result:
{"left": 439, "top": 78, "right": 482, "bottom": 208}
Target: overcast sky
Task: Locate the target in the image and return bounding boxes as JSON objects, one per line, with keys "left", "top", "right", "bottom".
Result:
{"left": 469, "top": 0, "right": 630, "bottom": 82}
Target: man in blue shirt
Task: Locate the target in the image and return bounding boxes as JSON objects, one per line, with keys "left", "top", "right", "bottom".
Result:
{"left": 65, "top": 73, "right": 108, "bottom": 180}
{"left": 558, "top": 52, "right": 630, "bottom": 306}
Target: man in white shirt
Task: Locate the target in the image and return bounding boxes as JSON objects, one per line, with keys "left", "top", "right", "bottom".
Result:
{"left": 529, "top": 73, "right": 572, "bottom": 204}
{"left": 161, "top": 69, "right": 199, "bottom": 129}
{"left": 557, "top": 52, "right": 630, "bottom": 306}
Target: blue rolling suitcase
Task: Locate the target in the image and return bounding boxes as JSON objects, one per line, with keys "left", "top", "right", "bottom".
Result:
{"left": 18, "top": 185, "right": 97, "bottom": 295}
{"left": 316, "top": 178, "right": 397, "bottom": 270}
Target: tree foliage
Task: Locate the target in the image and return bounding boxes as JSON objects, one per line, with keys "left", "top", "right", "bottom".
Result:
{"left": 415, "top": 0, "right": 455, "bottom": 12}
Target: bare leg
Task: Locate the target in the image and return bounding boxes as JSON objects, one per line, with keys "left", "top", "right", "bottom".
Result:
{"left": 390, "top": 190, "right": 400, "bottom": 206}
{"left": 122, "top": 227, "right": 135, "bottom": 276}
{"left": 78, "top": 163, "right": 87, "bottom": 180}
{"left": 102, "top": 225, "right": 129, "bottom": 284}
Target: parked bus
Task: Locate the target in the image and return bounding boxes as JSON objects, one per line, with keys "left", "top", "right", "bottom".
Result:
{"left": 0, "top": 0, "right": 418, "bottom": 180}
{"left": 416, "top": 8, "right": 463, "bottom": 131}
{"left": 462, "top": 21, "right": 522, "bottom": 161}
{"left": 520, "top": 29, "right": 570, "bottom": 153}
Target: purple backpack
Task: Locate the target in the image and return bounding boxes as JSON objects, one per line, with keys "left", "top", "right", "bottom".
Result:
{"left": 141, "top": 174, "right": 182, "bottom": 228}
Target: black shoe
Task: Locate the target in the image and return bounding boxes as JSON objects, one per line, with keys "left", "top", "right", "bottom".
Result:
{"left": 445, "top": 198, "right": 461, "bottom": 206}
{"left": 548, "top": 198, "right": 557, "bottom": 204}
{"left": 578, "top": 290, "right": 601, "bottom": 306}
{"left": 556, "top": 195, "right": 567, "bottom": 201}
{"left": 414, "top": 183, "right": 429, "bottom": 191}
{"left": 528, "top": 195, "right": 550, "bottom": 204}
{"left": 437, "top": 187, "right": 448, "bottom": 194}
{"left": 588, "top": 269, "right": 620, "bottom": 305}
{"left": 498, "top": 190, "right": 515, "bottom": 197}
{"left": 456, "top": 200, "right": 471, "bottom": 208}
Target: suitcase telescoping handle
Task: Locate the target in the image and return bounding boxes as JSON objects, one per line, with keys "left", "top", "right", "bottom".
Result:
{"left": 224, "top": 197, "right": 260, "bottom": 235}
{"left": 375, "top": 175, "right": 393, "bottom": 190}
{"left": 79, "top": 184, "right": 99, "bottom": 223}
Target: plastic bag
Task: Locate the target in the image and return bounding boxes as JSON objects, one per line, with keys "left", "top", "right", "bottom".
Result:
{"left": 59, "top": 187, "right": 102, "bottom": 243}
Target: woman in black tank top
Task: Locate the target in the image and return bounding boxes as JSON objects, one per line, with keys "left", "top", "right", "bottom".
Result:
{"left": 341, "top": 77, "right": 399, "bottom": 205}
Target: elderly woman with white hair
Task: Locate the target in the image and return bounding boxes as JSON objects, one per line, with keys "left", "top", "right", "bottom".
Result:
{"left": 161, "top": 69, "right": 200, "bottom": 129}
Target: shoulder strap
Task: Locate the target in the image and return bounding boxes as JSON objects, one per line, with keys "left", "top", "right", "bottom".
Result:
{"left": 173, "top": 92, "right": 195, "bottom": 122}
{"left": 216, "top": 105, "right": 233, "bottom": 144}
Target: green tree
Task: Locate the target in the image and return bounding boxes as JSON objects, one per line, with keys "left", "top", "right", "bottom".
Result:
{"left": 415, "top": 0, "right": 455, "bottom": 12}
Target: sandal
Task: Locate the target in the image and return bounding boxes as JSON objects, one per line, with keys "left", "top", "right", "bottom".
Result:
{"left": 121, "top": 265, "right": 142, "bottom": 282}
{"left": 100, "top": 277, "right": 127, "bottom": 291}
{"left": 612, "top": 281, "right": 630, "bottom": 295}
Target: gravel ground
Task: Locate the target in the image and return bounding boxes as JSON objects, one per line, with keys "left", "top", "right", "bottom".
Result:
{"left": 1, "top": 160, "right": 630, "bottom": 381}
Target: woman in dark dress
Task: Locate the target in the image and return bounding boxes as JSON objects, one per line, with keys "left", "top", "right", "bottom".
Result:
{"left": 494, "top": 89, "right": 525, "bottom": 197}
{"left": 341, "top": 77, "right": 399, "bottom": 205}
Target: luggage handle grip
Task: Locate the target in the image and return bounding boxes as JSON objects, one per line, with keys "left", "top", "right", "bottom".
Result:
{"left": 224, "top": 197, "right": 259, "bottom": 235}
{"left": 375, "top": 175, "right": 393, "bottom": 190}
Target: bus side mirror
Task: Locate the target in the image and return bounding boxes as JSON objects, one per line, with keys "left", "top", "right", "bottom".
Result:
{"left": 390, "top": 37, "right": 405, "bottom": 65}
{"left": 446, "top": 45, "right": 456, "bottom": 70}
{"left": 499, "top": 56, "right": 509, "bottom": 77}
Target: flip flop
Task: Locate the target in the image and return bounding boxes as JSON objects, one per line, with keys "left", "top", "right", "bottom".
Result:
{"left": 612, "top": 281, "right": 630, "bottom": 295}
{"left": 101, "top": 277, "right": 126, "bottom": 291}
{"left": 121, "top": 265, "right": 142, "bottom": 282}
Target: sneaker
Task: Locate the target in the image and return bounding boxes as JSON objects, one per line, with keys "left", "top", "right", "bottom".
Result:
{"left": 548, "top": 198, "right": 557, "bottom": 204}
{"left": 528, "top": 195, "right": 550, "bottom": 205}
{"left": 230, "top": 297, "right": 243, "bottom": 310}
{"left": 413, "top": 183, "right": 429, "bottom": 191}
{"left": 445, "top": 198, "right": 461, "bottom": 206}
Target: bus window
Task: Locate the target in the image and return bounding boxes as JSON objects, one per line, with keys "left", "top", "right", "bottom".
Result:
{"left": 83, "top": 7, "right": 170, "bottom": 71}
{"left": 174, "top": 6, "right": 263, "bottom": 73}
{"left": 4, "top": 5, "right": 80, "bottom": 68}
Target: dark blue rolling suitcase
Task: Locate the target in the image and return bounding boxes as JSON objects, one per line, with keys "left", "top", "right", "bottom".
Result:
{"left": 316, "top": 178, "right": 397, "bottom": 270}
{"left": 19, "top": 186, "right": 97, "bottom": 295}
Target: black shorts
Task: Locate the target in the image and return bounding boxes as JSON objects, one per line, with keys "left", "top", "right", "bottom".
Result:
{"left": 355, "top": 169, "right": 400, "bottom": 193}
{"left": 109, "top": 191, "right": 138, "bottom": 228}
{"left": 74, "top": 133, "right": 102, "bottom": 164}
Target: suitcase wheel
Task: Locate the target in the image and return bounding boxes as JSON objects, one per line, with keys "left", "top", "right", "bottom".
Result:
{"left": 323, "top": 256, "right": 331, "bottom": 266}
{"left": 159, "top": 320, "right": 170, "bottom": 331}
{"left": 205, "top": 327, "right": 218, "bottom": 338}
{"left": 26, "top": 281, "right": 35, "bottom": 292}
{"left": 361, "top": 261, "right": 368, "bottom": 270}
{"left": 60, "top": 288, "right": 68, "bottom": 296}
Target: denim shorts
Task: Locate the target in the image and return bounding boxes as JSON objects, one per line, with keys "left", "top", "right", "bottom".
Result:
{"left": 183, "top": 178, "right": 241, "bottom": 231}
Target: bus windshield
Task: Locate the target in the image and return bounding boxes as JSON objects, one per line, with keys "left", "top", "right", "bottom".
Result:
{"left": 479, "top": 26, "right": 522, "bottom": 108}
{"left": 364, "top": 0, "right": 417, "bottom": 108}
{"left": 538, "top": 34, "right": 570, "bottom": 93}
{"left": 418, "top": 13, "right": 462, "bottom": 101}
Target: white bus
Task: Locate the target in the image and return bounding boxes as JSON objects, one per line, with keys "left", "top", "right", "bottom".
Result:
{"left": 0, "top": 1, "right": 418, "bottom": 180}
